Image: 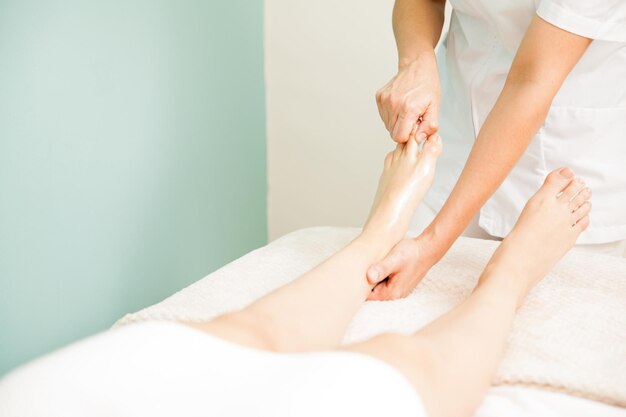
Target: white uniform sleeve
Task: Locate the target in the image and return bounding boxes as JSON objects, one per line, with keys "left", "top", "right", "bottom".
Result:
{"left": 537, "top": 0, "right": 626, "bottom": 42}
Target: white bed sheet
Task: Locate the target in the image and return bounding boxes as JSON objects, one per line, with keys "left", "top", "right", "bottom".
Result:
{"left": 477, "top": 386, "right": 626, "bottom": 417}
{"left": 116, "top": 227, "right": 626, "bottom": 415}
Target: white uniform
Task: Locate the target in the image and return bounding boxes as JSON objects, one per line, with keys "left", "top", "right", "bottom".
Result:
{"left": 426, "top": 0, "right": 626, "bottom": 246}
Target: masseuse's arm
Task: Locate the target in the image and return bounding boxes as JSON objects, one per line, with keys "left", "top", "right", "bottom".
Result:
{"left": 377, "top": 0, "right": 446, "bottom": 142}
{"left": 368, "top": 16, "right": 592, "bottom": 300}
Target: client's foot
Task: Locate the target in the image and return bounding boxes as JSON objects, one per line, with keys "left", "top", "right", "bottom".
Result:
{"left": 479, "top": 167, "right": 592, "bottom": 306}
{"left": 362, "top": 135, "right": 442, "bottom": 246}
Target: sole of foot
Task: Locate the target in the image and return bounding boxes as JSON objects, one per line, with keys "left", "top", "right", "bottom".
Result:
{"left": 363, "top": 134, "right": 442, "bottom": 246}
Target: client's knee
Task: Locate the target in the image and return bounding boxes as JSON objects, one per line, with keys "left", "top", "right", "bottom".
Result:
{"left": 223, "top": 308, "right": 322, "bottom": 353}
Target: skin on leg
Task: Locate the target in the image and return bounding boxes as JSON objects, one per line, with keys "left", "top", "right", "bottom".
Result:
{"left": 346, "top": 167, "right": 591, "bottom": 417}
{"left": 193, "top": 239, "right": 389, "bottom": 352}
{"left": 186, "top": 135, "right": 442, "bottom": 352}
{"left": 348, "top": 284, "right": 520, "bottom": 417}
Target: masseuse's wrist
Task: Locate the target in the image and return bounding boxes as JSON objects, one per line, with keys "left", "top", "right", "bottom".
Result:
{"left": 417, "top": 221, "right": 453, "bottom": 263}
{"left": 398, "top": 48, "right": 436, "bottom": 71}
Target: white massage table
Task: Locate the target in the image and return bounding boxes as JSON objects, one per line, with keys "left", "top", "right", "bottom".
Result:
{"left": 115, "top": 227, "right": 626, "bottom": 417}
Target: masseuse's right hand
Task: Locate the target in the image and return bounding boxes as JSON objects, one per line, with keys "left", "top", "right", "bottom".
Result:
{"left": 376, "top": 51, "right": 441, "bottom": 143}
{"left": 366, "top": 232, "right": 443, "bottom": 301}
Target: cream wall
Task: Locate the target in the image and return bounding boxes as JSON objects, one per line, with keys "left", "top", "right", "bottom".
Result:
{"left": 265, "top": 0, "right": 451, "bottom": 240}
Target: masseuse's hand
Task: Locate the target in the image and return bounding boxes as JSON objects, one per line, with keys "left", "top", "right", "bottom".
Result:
{"left": 366, "top": 233, "right": 442, "bottom": 301}
{"left": 376, "top": 51, "right": 441, "bottom": 143}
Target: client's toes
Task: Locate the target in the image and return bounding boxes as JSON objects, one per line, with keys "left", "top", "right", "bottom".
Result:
{"left": 419, "top": 134, "right": 442, "bottom": 160}
{"left": 569, "top": 187, "right": 592, "bottom": 212}
{"left": 541, "top": 167, "right": 575, "bottom": 195}
{"left": 575, "top": 215, "right": 590, "bottom": 232}
{"left": 392, "top": 143, "right": 403, "bottom": 162}
{"left": 572, "top": 201, "right": 592, "bottom": 225}
{"left": 559, "top": 178, "right": 585, "bottom": 202}
{"left": 384, "top": 151, "right": 394, "bottom": 169}
{"left": 406, "top": 134, "right": 419, "bottom": 157}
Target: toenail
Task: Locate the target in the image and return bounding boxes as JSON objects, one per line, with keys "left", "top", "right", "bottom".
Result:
{"left": 559, "top": 167, "right": 574, "bottom": 178}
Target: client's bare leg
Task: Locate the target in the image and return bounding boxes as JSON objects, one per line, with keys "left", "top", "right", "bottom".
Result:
{"left": 347, "top": 168, "right": 591, "bottom": 417}
{"left": 185, "top": 135, "right": 442, "bottom": 351}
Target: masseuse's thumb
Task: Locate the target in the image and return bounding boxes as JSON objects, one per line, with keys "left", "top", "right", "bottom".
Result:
{"left": 367, "top": 253, "right": 402, "bottom": 285}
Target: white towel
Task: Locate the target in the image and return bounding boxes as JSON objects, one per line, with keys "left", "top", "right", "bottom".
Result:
{"left": 0, "top": 321, "right": 426, "bottom": 417}
{"left": 115, "top": 227, "right": 626, "bottom": 407}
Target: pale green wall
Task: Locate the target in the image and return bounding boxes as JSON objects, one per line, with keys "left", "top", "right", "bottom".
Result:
{"left": 0, "top": 1, "right": 266, "bottom": 375}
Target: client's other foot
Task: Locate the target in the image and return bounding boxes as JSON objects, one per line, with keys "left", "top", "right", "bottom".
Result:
{"left": 479, "top": 167, "right": 592, "bottom": 306}
{"left": 362, "top": 135, "right": 442, "bottom": 246}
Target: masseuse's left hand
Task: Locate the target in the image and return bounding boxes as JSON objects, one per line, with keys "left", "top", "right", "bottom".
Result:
{"left": 366, "top": 233, "right": 442, "bottom": 301}
{"left": 376, "top": 52, "right": 441, "bottom": 143}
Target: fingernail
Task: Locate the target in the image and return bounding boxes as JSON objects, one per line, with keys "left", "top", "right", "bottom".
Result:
{"left": 559, "top": 167, "right": 574, "bottom": 178}
{"left": 417, "top": 133, "right": 427, "bottom": 142}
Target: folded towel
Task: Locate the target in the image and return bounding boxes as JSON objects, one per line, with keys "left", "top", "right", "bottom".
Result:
{"left": 115, "top": 227, "right": 626, "bottom": 407}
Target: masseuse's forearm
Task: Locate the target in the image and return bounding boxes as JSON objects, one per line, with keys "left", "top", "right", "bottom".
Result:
{"left": 393, "top": 0, "right": 446, "bottom": 67}
{"left": 423, "top": 80, "right": 552, "bottom": 252}
{"left": 422, "top": 16, "right": 592, "bottom": 255}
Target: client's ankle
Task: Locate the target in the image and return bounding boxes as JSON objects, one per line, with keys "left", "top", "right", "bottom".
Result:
{"left": 355, "top": 230, "right": 397, "bottom": 260}
{"left": 475, "top": 263, "right": 530, "bottom": 310}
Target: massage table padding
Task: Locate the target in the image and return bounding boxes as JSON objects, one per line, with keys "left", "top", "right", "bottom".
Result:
{"left": 115, "top": 227, "right": 626, "bottom": 407}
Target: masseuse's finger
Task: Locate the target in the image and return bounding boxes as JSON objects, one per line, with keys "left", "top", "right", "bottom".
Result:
{"left": 375, "top": 90, "right": 386, "bottom": 126}
{"left": 376, "top": 89, "right": 391, "bottom": 132}
{"left": 391, "top": 107, "right": 421, "bottom": 143}
{"left": 389, "top": 113, "right": 400, "bottom": 140}
{"left": 368, "top": 280, "right": 393, "bottom": 301}
{"left": 368, "top": 273, "right": 410, "bottom": 301}
{"left": 367, "top": 252, "right": 402, "bottom": 285}
{"left": 415, "top": 101, "right": 440, "bottom": 143}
